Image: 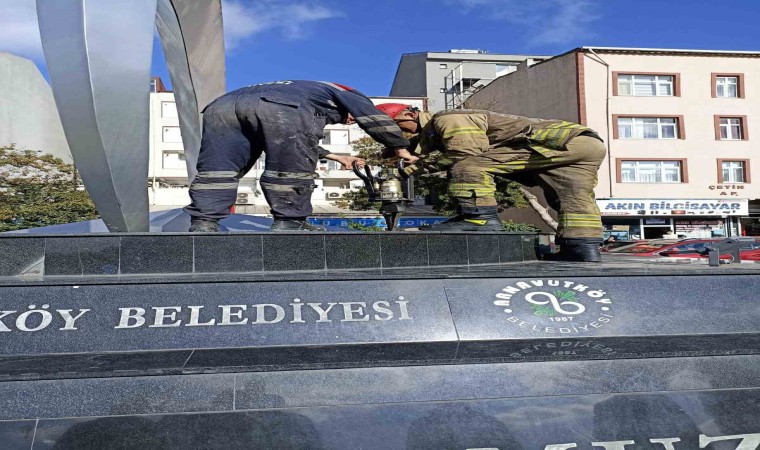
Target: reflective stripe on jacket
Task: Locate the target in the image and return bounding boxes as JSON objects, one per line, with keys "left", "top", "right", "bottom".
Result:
{"left": 419, "top": 110, "right": 599, "bottom": 159}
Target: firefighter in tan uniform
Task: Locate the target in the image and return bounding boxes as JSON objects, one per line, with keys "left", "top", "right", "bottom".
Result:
{"left": 375, "top": 103, "right": 606, "bottom": 262}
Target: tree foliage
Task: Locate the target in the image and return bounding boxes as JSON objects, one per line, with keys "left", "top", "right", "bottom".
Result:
{"left": 349, "top": 136, "right": 385, "bottom": 166}
{"left": 334, "top": 187, "right": 380, "bottom": 211}
{"left": 0, "top": 145, "right": 99, "bottom": 232}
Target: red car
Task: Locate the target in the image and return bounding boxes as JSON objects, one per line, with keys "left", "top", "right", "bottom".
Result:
{"left": 608, "top": 238, "right": 760, "bottom": 261}
{"left": 659, "top": 240, "right": 760, "bottom": 262}
{"left": 606, "top": 239, "right": 686, "bottom": 256}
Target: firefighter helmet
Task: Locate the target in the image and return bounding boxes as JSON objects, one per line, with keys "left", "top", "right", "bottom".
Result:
{"left": 375, "top": 103, "right": 412, "bottom": 119}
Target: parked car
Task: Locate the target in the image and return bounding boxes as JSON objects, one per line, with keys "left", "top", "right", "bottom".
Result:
{"left": 660, "top": 239, "right": 760, "bottom": 261}
{"left": 600, "top": 240, "right": 641, "bottom": 253}
{"left": 605, "top": 239, "right": 683, "bottom": 256}
{"left": 607, "top": 238, "right": 760, "bottom": 261}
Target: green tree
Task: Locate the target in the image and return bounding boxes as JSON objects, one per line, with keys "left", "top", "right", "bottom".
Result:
{"left": 334, "top": 137, "right": 384, "bottom": 211}
{"left": 334, "top": 187, "right": 380, "bottom": 211}
{"left": 0, "top": 145, "right": 99, "bottom": 232}
{"left": 349, "top": 136, "right": 385, "bottom": 166}
{"left": 337, "top": 137, "right": 532, "bottom": 218}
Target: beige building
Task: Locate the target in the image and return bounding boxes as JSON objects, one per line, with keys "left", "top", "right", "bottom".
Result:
{"left": 466, "top": 47, "right": 760, "bottom": 239}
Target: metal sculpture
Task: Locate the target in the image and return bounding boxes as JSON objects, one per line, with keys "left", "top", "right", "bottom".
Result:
{"left": 37, "top": 0, "right": 226, "bottom": 231}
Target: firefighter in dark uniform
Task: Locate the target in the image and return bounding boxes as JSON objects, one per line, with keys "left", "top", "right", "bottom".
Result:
{"left": 185, "top": 80, "right": 410, "bottom": 232}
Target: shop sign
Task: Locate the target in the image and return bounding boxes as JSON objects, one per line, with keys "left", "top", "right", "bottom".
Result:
{"left": 597, "top": 199, "right": 748, "bottom": 217}
{"left": 708, "top": 184, "right": 745, "bottom": 196}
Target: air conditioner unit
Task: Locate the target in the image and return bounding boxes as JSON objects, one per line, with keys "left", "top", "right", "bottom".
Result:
{"left": 326, "top": 192, "right": 342, "bottom": 200}
{"left": 236, "top": 193, "right": 254, "bottom": 204}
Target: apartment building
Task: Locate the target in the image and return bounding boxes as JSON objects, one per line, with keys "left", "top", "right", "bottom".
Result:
{"left": 147, "top": 78, "right": 425, "bottom": 213}
{"left": 390, "top": 50, "right": 547, "bottom": 112}
{"left": 466, "top": 47, "right": 760, "bottom": 238}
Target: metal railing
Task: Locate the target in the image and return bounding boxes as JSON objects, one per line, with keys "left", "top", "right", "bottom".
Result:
{"left": 443, "top": 62, "right": 499, "bottom": 109}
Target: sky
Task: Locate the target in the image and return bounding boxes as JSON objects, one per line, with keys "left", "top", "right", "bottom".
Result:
{"left": 3, "top": 0, "right": 760, "bottom": 96}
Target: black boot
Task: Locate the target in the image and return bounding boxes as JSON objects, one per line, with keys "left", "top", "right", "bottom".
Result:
{"left": 189, "top": 218, "right": 220, "bottom": 233}
{"left": 270, "top": 218, "right": 326, "bottom": 232}
{"left": 544, "top": 238, "right": 602, "bottom": 262}
{"left": 420, "top": 206, "right": 503, "bottom": 232}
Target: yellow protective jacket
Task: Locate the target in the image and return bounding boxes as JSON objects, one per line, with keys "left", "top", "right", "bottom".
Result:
{"left": 408, "top": 110, "right": 598, "bottom": 173}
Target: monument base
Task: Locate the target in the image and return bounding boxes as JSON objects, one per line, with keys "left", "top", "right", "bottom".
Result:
{"left": 1, "top": 232, "right": 759, "bottom": 447}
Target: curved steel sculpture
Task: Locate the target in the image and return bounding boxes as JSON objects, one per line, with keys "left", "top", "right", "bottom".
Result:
{"left": 37, "top": 0, "right": 226, "bottom": 232}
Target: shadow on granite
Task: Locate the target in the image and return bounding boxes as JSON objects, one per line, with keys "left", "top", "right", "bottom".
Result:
{"left": 22, "top": 387, "right": 760, "bottom": 449}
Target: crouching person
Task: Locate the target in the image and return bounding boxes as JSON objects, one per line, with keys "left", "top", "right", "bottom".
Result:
{"left": 375, "top": 103, "right": 606, "bottom": 262}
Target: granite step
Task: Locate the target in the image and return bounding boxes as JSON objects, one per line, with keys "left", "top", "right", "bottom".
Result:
{"left": 1, "top": 355, "right": 759, "bottom": 448}
{"left": 0, "top": 232, "right": 540, "bottom": 278}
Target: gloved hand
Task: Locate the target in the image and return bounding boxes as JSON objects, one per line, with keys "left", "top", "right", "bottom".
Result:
{"left": 402, "top": 164, "right": 419, "bottom": 176}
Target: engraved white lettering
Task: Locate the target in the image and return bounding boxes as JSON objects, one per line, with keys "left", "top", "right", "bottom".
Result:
{"left": 16, "top": 304, "right": 53, "bottom": 332}
{"left": 57, "top": 309, "right": 91, "bottom": 330}
{"left": 308, "top": 302, "right": 337, "bottom": 322}
{"left": 0, "top": 310, "right": 17, "bottom": 332}
{"left": 396, "top": 300, "right": 411, "bottom": 320}
{"left": 187, "top": 306, "right": 216, "bottom": 326}
{"left": 149, "top": 306, "right": 182, "bottom": 328}
{"left": 700, "top": 433, "right": 760, "bottom": 450}
{"left": 591, "top": 441, "right": 635, "bottom": 450}
{"left": 341, "top": 302, "right": 369, "bottom": 322}
{"left": 650, "top": 438, "right": 681, "bottom": 450}
{"left": 372, "top": 301, "right": 394, "bottom": 320}
{"left": 219, "top": 305, "right": 247, "bottom": 325}
{"left": 251, "top": 304, "right": 285, "bottom": 324}
{"left": 115, "top": 307, "right": 146, "bottom": 329}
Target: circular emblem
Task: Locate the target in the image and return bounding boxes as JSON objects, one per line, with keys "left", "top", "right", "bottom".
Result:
{"left": 493, "top": 279, "right": 614, "bottom": 334}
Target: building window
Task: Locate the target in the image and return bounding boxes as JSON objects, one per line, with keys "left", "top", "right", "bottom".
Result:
{"left": 321, "top": 129, "right": 350, "bottom": 146}
{"left": 712, "top": 73, "right": 744, "bottom": 98}
{"left": 716, "top": 76, "right": 738, "bottom": 97}
{"left": 162, "top": 151, "right": 185, "bottom": 169}
{"left": 720, "top": 118, "right": 742, "bottom": 140}
{"left": 161, "top": 102, "right": 178, "bottom": 118}
{"left": 616, "top": 74, "right": 676, "bottom": 96}
{"left": 714, "top": 116, "right": 748, "bottom": 140}
{"left": 619, "top": 160, "right": 685, "bottom": 183}
{"left": 616, "top": 117, "right": 680, "bottom": 139}
{"left": 330, "top": 129, "right": 350, "bottom": 145}
{"left": 326, "top": 160, "right": 343, "bottom": 171}
{"left": 162, "top": 126, "right": 183, "bottom": 143}
{"left": 718, "top": 160, "right": 750, "bottom": 183}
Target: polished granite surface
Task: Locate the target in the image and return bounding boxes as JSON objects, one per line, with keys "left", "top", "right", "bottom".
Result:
{"left": 1, "top": 270, "right": 759, "bottom": 380}
{"left": 5, "top": 385, "right": 759, "bottom": 449}
{"left": 3, "top": 257, "right": 759, "bottom": 287}
{"left": 0, "top": 355, "right": 758, "bottom": 420}
{"left": 2, "top": 233, "right": 760, "bottom": 446}
{"left": 0, "top": 232, "right": 541, "bottom": 279}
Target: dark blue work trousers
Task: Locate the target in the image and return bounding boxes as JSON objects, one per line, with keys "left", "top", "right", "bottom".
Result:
{"left": 184, "top": 92, "right": 328, "bottom": 220}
